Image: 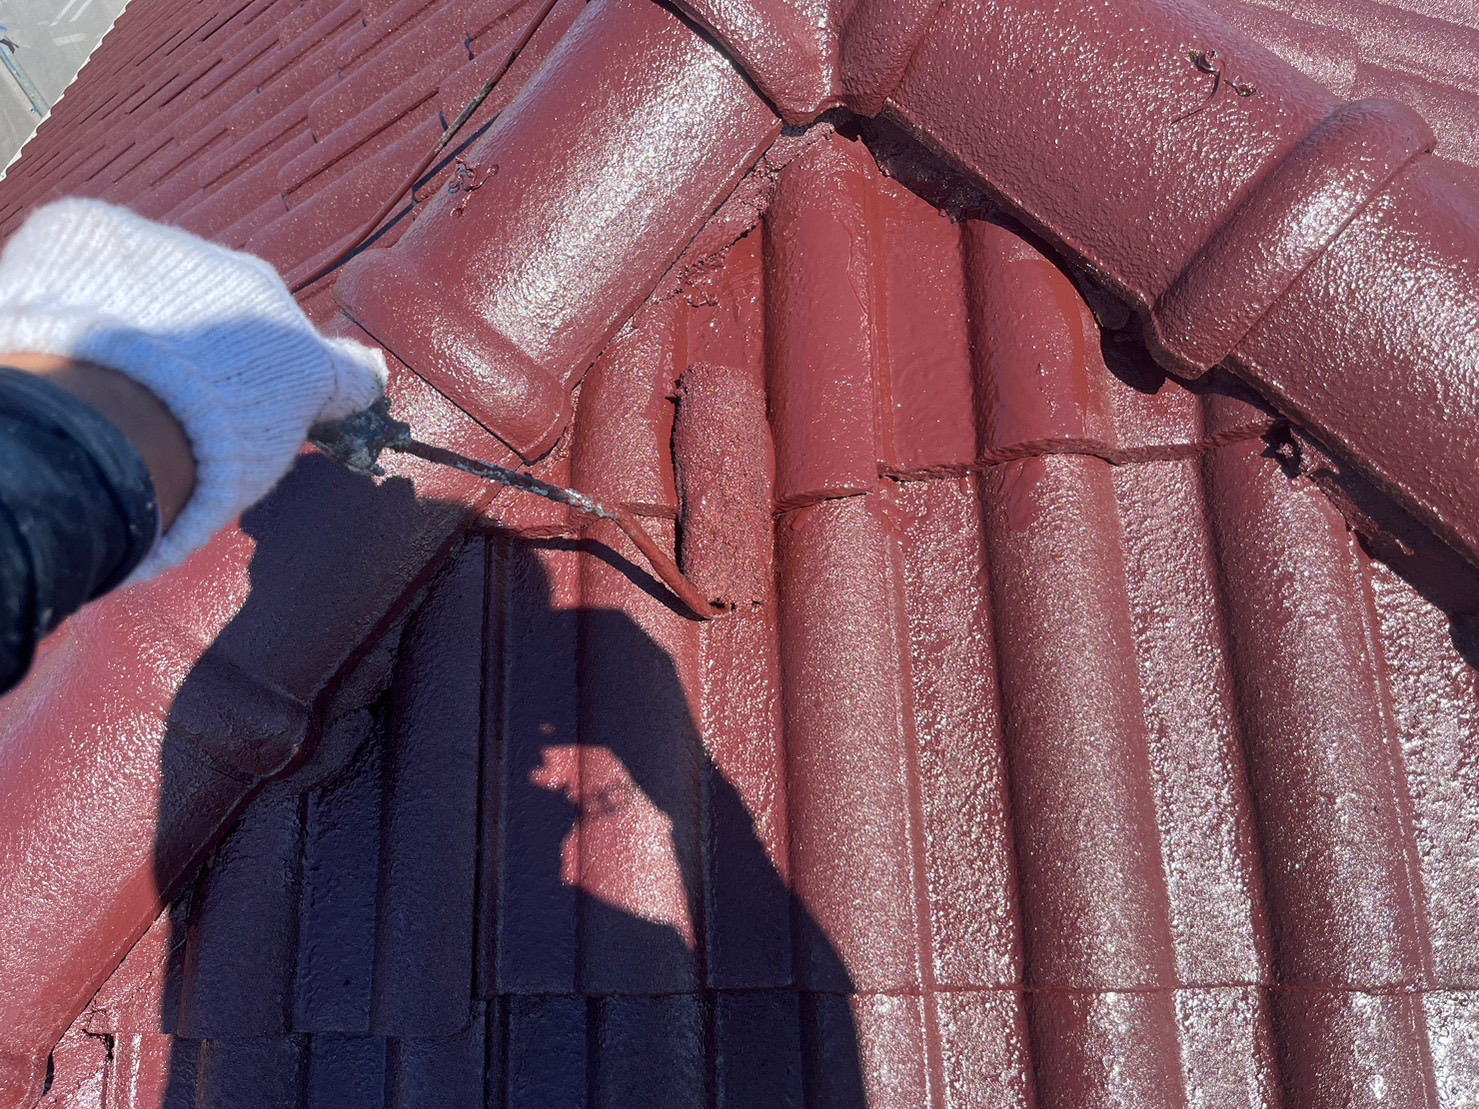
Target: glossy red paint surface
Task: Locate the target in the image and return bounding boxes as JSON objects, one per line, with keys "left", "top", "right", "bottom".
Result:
{"left": 1, "top": 0, "right": 1479, "bottom": 1105}
{"left": 335, "top": 0, "right": 780, "bottom": 461}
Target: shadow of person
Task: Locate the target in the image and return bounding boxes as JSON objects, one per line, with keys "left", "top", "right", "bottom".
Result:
{"left": 151, "top": 461, "right": 867, "bottom": 1107}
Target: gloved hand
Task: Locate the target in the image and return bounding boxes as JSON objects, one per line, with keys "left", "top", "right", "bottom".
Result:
{"left": 0, "top": 198, "right": 387, "bottom": 580}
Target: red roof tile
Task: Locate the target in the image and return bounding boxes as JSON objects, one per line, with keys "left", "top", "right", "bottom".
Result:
{"left": 1, "top": 0, "right": 1478, "bottom": 1105}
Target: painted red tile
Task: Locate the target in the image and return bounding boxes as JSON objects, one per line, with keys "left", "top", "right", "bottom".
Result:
{"left": 877, "top": 176, "right": 976, "bottom": 473}
{"left": 6, "top": 0, "right": 1479, "bottom": 1103}
{"left": 1202, "top": 0, "right": 1358, "bottom": 95}
{"left": 765, "top": 136, "right": 883, "bottom": 507}
{"left": 799, "top": 994, "right": 871, "bottom": 1109}
{"left": 372, "top": 541, "right": 487, "bottom": 1036}
{"left": 698, "top": 605, "right": 793, "bottom": 992}
{"left": 333, "top": 0, "right": 778, "bottom": 460}
{"left": 1424, "top": 992, "right": 1479, "bottom": 1103}
{"left": 894, "top": 479, "right": 1022, "bottom": 989}
{"left": 1111, "top": 459, "right": 1271, "bottom": 984}
{"left": 776, "top": 496, "right": 921, "bottom": 993}
{"left": 176, "top": 793, "right": 303, "bottom": 1039}
{"left": 280, "top": 0, "right": 360, "bottom": 43}
{"left": 979, "top": 455, "right": 1177, "bottom": 990}
{"left": 503, "top": 995, "right": 587, "bottom": 1109}
{"left": 848, "top": 993, "right": 931, "bottom": 1109}
{"left": 934, "top": 991, "right": 1033, "bottom": 1109}
{"left": 964, "top": 220, "right": 1117, "bottom": 452}
{"left": 85, "top": 903, "right": 185, "bottom": 1035}
{"left": 36, "top": 1027, "right": 108, "bottom": 1109}
{"left": 293, "top": 718, "right": 384, "bottom": 1033}
{"left": 1205, "top": 438, "right": 1429, "bottom": 990}
{"left": 304, "top": 1035, "right": 386, "bottom": 1109}
{"left": 593, "top": 997, "right": 704, "bottom": 1109}
{"left": 435, "top": 0, "right": 583, "bottom": 123}
{"left": 486, "top": 543, "right": 582, "bottom": 995}
{"left": 714, "top": 992, "right": 804, "bottom": 1108}
{"left": 1173, "top": 989, "right": 1280, "bottom": 1109}
{"left": 1368, "top": 558, "right": 1479, "bottom": 984}
{"left": 1354, "top": 63, "right": 1479, "bottom": 168}
{"left": 694, "top": 606, "right": 795, "bottom": 990}
{"left": 196, "top": 100, "right": 309, "bottom": 189}
{"left": 106, "top": 1034, "right": 179, "bottom": 1109}
{"left": 1029, "top": 991, "right": 1185, "bottom": 1108}
{"left": 193, "top": 1036, "right": 306, "bottom": 1109}
{"left": 281, "top": 79, "right": 436, "bottom": 197}
{"left": 386, "top": 1007, "right": 490, "bottom": 1108}
{"left": 335, "top": 0, "right": 442, "bottom": 71}
{"left": 1100, "top": 335, "right": 1215, "bottom": 452}
{"left": 150, "top": 372, "right": 502, "bottom": 715}
{"left": 214, "top": 196, "right": 294, "bottom": 250}
{"left": 569, "top": 298, "right": 683, "bottom": 518}
{"left": 577, "top": 519, "right": 704, "bottom": 995}
{"left": 0, "top": 621, "right": 256, "bottom": 1107}
{"left": 177, "top": 129, "right": 311, "bottom": 239}
{"left": 676, "top": 230, "right": 774, "bottom": 607}
{"left": 674, "top": 237, "right": 794, "bottom": 992}
{"left": 247, "top": 114, "right": 440, "bottom": 273}
{"left": 1271, "top": 991, "right": 1438, "bottom": 1106}
{"left": 1297, "top": 0, "right": 1479, "bottom": 90}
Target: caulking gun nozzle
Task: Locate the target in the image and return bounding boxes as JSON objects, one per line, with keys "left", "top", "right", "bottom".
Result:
{"left": 308, "top": 396, "right": 413, "bottom": 476}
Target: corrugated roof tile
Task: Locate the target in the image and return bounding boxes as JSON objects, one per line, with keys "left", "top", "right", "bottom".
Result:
{"left": 303, "top": 1035, "right": 386, "bottom": 1109}
{"left": 293, "top": 720, "right": 384, "bottom": 1034}
{"left": 876, "top": 184, "right": 977, "bottom": 475}
{"left": 966, "top": 219, "right": 1119, "bottom": 451}
{"left": 176, "top": 794, "right": 303, "bottom": 1039}
{"left": 503, "top": 995, "right": 585, "bottom": 1108}
{"left": 1207, "top": 435, "right": 1431, "bottom": 991}
{"left": 317, "top": 0, "right": 525, "bottom": 132}
{"left": 1030, "top": 990, "right": 1185, "bottom": 1105}
{"left": 576, "top": 525, "right": 705, "bottom": 995}
{"left": 984, "top": 454, "right": 1177, "bottom": 989}
{"left": 385, "top": 1009, "right": 489, "bottom": 1108}
{"left": 1112, "top": 456, "right": 1270, "bottom": 985}
{"left": 896, "top": 479, "right": 1022, "bottom": 990}
{"left": 1354, "top": 64, "right": 1479, "bottom": 167}
{"left": 194, "top": 1035, "right": 306, "bottom": 1108}
{"left": 713, "top": 992, "right": 804, "bottom": 1107}
{"left": 371, "top": 544, "right": 484, "bottom": 1035}
{"left": 935, "top": 990, "right": 1033, "bottom": 1108}
{"left": 1369, "top": 561, "right": 1479, "bottom": 985}
{"left": 569, "top": 300, "right": 683, "bottom": 518}
{"left": 776, "top": 496, "right": 922, "bottom": 993}
{"left": 593, "top": 996, "right": 706, "bottom": 1107}
{"left": 1426, "top": 992, "right": 1479, "bottom": 1098}
{"left": 245, "top": 115, "right": 439, "bottom": 272}
{"left": 765, "top": 137, "right": 884, "bottom": 507}
{"left": 286, "top": 78, "right": 437, "bottom": 197}
{"left": 1174, "top": 988, "right": 1279, "bottom": 1109}
{"left": 1273, "top": 991, "right": 1438, "bottom": 1105}
{"left": 106, "top": 1033, "right": 176, "bottom": 1109}
{"left": 485, "top": 543, "right": 583, "bottom": 996}
{"left": 6, "top": 0, "right": 1479, "bottom": 1101}
{"left": 179, "top": 129, "right": 310, "bottom": 239}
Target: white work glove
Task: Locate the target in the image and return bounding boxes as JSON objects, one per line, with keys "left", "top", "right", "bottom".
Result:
{"left": 0, "top": 198, "right": 387, "bottom": 580}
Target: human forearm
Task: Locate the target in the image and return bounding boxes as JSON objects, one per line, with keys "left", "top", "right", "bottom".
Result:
{"left": 0, "top": 367, "right": 160, "bottom": 694}
{"left": 1, "top": 353, "right": 195, "bottom": 529}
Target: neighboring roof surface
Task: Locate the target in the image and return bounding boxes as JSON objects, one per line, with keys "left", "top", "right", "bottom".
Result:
{"left": 1, "top": 0, "right": 1479, "bottom": 1106}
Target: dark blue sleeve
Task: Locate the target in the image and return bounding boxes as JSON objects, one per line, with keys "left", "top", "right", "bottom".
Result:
{"left": 0, "top": 367, "right": 159, "bottom": 694}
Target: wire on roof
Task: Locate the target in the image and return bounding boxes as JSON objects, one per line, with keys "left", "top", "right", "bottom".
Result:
{"left": 391, "top": 437, "right": 727, "bottom": 620}
{"left": 287, "top": 0, "right": 563, "bottom": 293}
